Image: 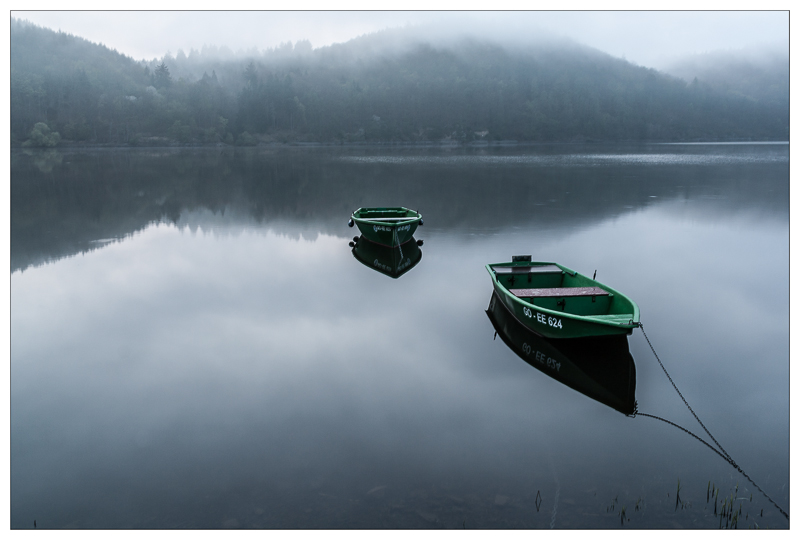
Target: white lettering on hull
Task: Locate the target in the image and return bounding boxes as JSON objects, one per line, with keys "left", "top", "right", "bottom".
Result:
{"left": 523, "top": 305, "right": 562, "bottom": 330}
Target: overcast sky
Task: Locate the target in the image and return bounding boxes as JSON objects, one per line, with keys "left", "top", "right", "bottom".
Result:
{"left": 10, "top": 10, "right": 791, "bottom": 69}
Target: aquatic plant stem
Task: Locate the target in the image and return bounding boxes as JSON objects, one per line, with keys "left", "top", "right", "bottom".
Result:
{"left": 549, "top": 459, "right": 560, "bottom": 529}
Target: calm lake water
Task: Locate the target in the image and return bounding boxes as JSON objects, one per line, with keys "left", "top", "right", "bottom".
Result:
{"left": 10, "top": 143, "right": 789, "bottom": 529}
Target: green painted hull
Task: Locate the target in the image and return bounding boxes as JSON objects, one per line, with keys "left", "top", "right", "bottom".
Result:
{"left": 487, "top": 291, "right": 636, "bottom": 415}
{"left": 350, "top": 207, "right": 422, "bottom": 247}
{"left": 351, "top": 236, "right": 422, "bottom": 278}
{"left": 486, "top": 260, "right": 639, "bottom": 339}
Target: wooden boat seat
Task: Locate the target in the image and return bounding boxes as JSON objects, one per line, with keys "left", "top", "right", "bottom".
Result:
{"left": 510, "top": 286, "right": 609, "bottom": 298}
{"left": 493, "top": 264, "right": 563, "bottom": 275}
{"left": 357, "top": 217, "right": 415, "bottom": 222}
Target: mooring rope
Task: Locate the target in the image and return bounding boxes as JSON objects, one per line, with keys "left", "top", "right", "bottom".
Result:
{"left": 639, "top": 323, "right": 733, "bottom": 463}
{"left": 634, "top": 323, "right": 789, "bottom": 521}
{"left": 393, "top": 227, "right": 404, "bottom": 260}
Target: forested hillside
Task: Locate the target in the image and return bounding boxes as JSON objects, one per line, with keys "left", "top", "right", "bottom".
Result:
{"left": 662, "top": 46, "right": 788, "bottom": 110}
{"left": 10, "top": 18, "right": 789, "bottom": 146}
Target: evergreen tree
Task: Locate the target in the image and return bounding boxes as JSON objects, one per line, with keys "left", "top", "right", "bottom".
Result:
{"left": 154, "top": 62, "right": 172, "bottom": 89}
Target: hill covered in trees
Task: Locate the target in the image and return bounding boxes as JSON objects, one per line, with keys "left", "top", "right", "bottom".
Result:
{"left": 10, "top": 18, "right": 789, "bottom": 146}
{"left": 661, "top": 46, "right": 788, "bottom": 110}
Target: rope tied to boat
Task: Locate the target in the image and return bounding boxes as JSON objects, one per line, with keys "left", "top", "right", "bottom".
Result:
{"left": 632, "top": 323, "right": 788, "bottom": 521}
{"left": 639, "top": 323, "right": 732, "bottom": 463}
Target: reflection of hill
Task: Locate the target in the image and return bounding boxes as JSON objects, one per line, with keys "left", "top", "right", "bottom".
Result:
{"left": 11, "top": 145, "right": 788, "bottom": 273}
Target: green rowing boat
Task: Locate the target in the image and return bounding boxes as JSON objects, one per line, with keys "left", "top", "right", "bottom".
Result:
{"left": 348, "top": 207, "right": 422, "bottom": 247}
{"left": 486, "top": 256, "right": 639, "bottom": 339}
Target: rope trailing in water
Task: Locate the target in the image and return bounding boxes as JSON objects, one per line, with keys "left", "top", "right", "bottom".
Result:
{"left": 639, "top": 324, "right": 732, "bottom": 463}
{"left": 634, "top": 323, "right": 788, "bottom": 521}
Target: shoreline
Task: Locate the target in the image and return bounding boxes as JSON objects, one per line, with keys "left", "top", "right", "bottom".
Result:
{"left": 12, "top": 139, "right": 790, "bottom": 151}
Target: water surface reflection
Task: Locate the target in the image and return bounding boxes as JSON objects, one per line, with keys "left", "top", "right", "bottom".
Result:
{"left": 10, "top": 143, "right": 787, "bottom": 273}
{"left": 351, "top": 236, "right": 423, "bottom": 279}
{"left": 486, "top": 291, "right": 636, "bottom": 415}
{"left": 10, "top": 144, "right": 788, "bottom": 529}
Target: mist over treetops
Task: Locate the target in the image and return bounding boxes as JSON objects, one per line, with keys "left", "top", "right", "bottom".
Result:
{"left": 10, "top": 17, "right": 789, "bottom": 146}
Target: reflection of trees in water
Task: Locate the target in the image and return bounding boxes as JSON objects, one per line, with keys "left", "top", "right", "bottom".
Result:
{"left": 11, "top": 147, "right": 788, "bottom": 272}
{"left": 25, "top": 148, "right": 63, "bottom": 173}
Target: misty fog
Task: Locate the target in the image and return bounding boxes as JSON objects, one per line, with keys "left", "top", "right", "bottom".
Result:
{"left": 11, "top": 10, "right": 789, "bottom": 70}
{"left": 10, "top": 13, "right": 789, "bottom": 148}
{"left": 9, "top": 10, "right": 791, "bottom": 531}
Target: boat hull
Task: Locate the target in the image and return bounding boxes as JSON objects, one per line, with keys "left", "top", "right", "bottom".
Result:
{"left": 355, "top": 221, "right": 418, "bottom": 247}
{"left": 487, "top": 291, "right": 636, "bottom": 415}
{"left": 351, "top": 207, "right": 421, "bottom": 247}
{"left": 487, "top": 261, "right": 639, "bottom": 339}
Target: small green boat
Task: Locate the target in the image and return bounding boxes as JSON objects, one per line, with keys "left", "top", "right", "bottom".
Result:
{"left": 486, "top": 256, "right": 639, "bottom": 339}
{"left": 350, "top": 235, "right": 422, "bottom": 279}
{"left": 348, "top": 207, "right": 422, "bottom": 247}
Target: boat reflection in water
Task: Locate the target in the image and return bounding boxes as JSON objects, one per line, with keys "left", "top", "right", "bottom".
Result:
{"left": 487, "top": 291, "right": 636, "bottom": 415}
{"left": 350, "top": 235, "right": 423, "bottom": 279}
